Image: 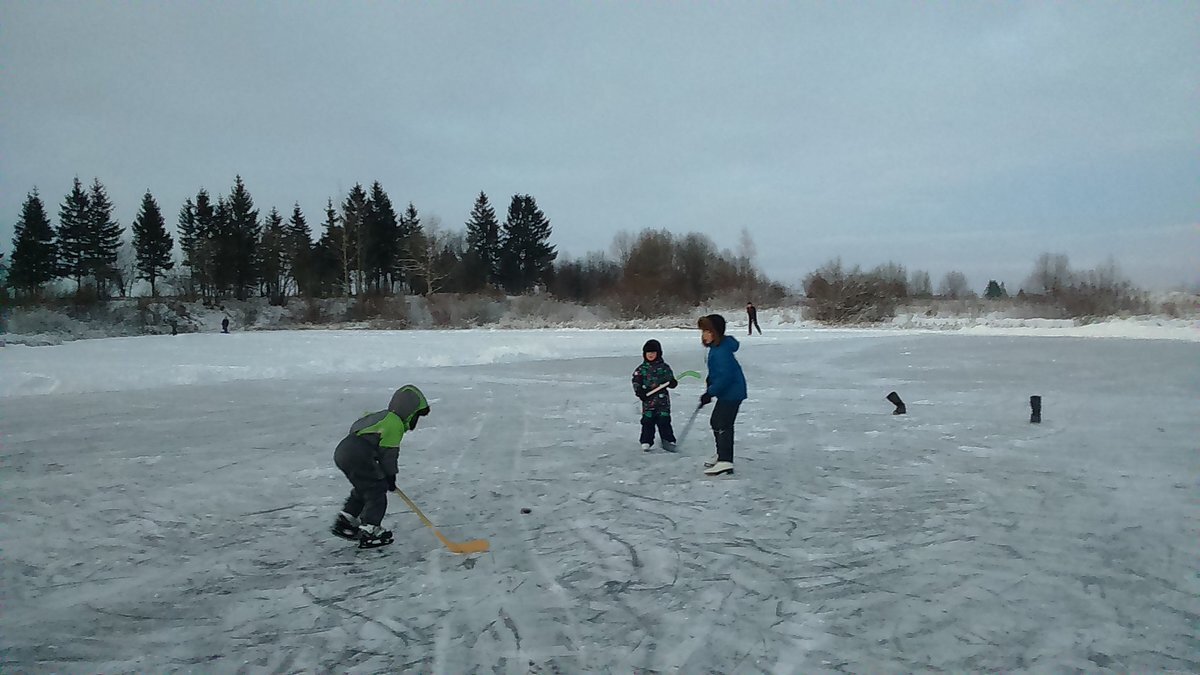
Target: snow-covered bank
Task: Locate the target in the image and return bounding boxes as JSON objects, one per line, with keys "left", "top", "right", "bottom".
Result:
{"left": 3, "top": 294, "right": 1197, "bottom": 347}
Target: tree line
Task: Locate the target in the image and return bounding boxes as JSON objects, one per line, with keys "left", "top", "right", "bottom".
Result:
{"left": 802, "top": 254, "right": 1145, "bottom": 322}
{"left": 4, "top": 176, "right": 777, "bottom": 314}
{"left": 5, "top": 177, "right": 556, "bottom": 302}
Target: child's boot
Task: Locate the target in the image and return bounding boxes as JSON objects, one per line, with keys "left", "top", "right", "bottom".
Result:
{"left": 358, "top": 524, "right": 394, "bottom": 548}
{"left": 331, "top": 511, "right": 360, "bottom": 540}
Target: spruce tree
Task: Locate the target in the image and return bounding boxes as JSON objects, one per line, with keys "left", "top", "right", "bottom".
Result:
{"left": 341, "top": 184, "right": 368, "bottom": 295}
{"left": 225, "top": 176, "right": 260, "bottom": 300}
{"left": 365, "top": 182, "right": 399, "bottom": 293}
{"left": 396, "top": 201, "right": 423, "bottom": 293}
{"left": 8, "top": 189, "right": 58, "bottom": 295}
{"left": 132, "top": 191, "right": 174, "bottom": 296}
{"left": 498, "top": 194, "right": 557, "bottom": 294}
{"left": 259, "top": 207, "right": 287, "bottom": 301}
{"left": 984, "top": 280, "right": 1009, "bottom": 300}
{"left": 186, "top": 189, "right": 220, "bottom": 300}
{"left": 85, "top": 178, "right": 124, "bottom": 297}
{"left": 319, "top": 198, "right": 347, "bottom": 296}
{"left": 57, "top": 178, "right": 90, "bottom": 291}
{"left": 464, "top": 191, "right": 500, "bottom": 291}
{"left": 285, "top": 204, "right": 313, "bottom": 296}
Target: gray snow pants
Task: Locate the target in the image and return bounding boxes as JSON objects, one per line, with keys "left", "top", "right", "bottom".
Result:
{"left": 334, "top": 434, "right": 389, "bottom": 527}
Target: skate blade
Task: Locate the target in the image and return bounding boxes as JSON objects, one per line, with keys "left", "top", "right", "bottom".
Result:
{"left": 358, "top": 537, "right": 395, "bottom": 549}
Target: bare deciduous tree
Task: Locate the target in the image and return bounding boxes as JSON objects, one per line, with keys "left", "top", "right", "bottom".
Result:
{"left": 401, "top": 215, "right": 452, "bottom": 295}
{"left": 938, "top": 270, "right": 971, "bottom": 299}
{"left": 909, "top": 269, "right": 932, "bottom": 298}
{"left": 1026, "top": 253, "right": 1072, "bottom": 295}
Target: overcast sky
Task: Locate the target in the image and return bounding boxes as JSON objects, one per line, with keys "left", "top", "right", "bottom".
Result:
{"left": 2, "top": 1, "right": 1197, "bottom": 290}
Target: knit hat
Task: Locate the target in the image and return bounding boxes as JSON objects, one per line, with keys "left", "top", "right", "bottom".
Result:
{"left": 642, "top": 339, "right": 663, "bottom": 360}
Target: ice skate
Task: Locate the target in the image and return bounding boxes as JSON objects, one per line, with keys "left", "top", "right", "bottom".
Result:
{"left": 358, "top": 524, "right": 394, "bottom": 549}
{"left": 331, "top": 511, "right": 360, "bottom": 540}
{"left": 704, "top": 461, "right": 734, "bottom": 476}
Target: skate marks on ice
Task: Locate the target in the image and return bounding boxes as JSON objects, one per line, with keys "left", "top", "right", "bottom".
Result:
{"left": 3, "top": 336, "right": 1198, "bottom": 672}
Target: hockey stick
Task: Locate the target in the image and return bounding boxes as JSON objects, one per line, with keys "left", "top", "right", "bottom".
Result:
{"left": 643, "top": 370, "right": 702, "bottom": 397}
{"left": 674, "top": 403, "right": 706, "bottom": 446}
{"left": 392, "top": 488, "right": 490, "bottom": 554}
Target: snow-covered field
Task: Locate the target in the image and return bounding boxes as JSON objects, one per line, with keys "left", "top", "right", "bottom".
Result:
{"left": 2, "top": 328, "right": 1198, "bottom": 672}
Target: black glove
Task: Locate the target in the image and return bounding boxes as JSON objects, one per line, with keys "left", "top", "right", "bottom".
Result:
{"left": 668, "top": 377, "right": 678, "bottom": 389}
{"left": 385, "top": 475, "right": 397, "bottom": 492}
{"left": 637, "top": 391, "right": 648, "bottom": 401}
{"left": 700, "top": 392, "right": 713, "bottom": 406}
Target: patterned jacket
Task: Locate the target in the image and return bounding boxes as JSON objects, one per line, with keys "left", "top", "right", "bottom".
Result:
{"left": 632, "top": 358, "right": 676, "bottom": 415}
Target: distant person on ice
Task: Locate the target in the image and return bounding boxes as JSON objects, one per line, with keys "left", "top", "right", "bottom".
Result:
{"left": 746, "top": 301, "right": 762, "bottom": 335}
{"left": 632, "top": 339, "right": 678, "bottom": 452}
{"left": 221, "top": 317, "right": 230, "bottom": 333}
{"left": 331, "top": 384, "right": 431, "bottom": 548}
{"left": 698, "top": 314, "right": 747, "bottom": 476}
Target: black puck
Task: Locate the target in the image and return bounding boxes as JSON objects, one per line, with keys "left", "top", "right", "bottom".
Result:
{"left": 520, "top": 507, "right": 532, "bottom": 514}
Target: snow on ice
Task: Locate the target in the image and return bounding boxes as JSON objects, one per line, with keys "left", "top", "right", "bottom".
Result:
{"left": 1, "top": 326, "right": 1198, "bottom": 672}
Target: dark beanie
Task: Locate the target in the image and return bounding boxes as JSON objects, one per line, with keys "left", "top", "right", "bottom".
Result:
{"left": 642, "top": 339, "right": 663, "bottom": 358}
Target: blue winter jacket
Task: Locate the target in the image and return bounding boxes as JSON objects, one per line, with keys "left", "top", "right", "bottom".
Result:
{"left": 704, "top": 335, "right": 747, "bottom": 401}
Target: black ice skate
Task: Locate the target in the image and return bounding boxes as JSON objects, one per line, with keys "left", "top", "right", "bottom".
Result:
{"left": 331, "top": 512, "right": 360, "bottom": 540}
{"left": 358, "top": 525, "right": 395, "bottom": 549}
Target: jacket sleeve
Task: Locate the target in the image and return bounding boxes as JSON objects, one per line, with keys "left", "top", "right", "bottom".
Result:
{"left": 632, "top": 368, "right": 644, "bottom": 396}
{"left": 378, "top": 446, "right": 399, "bottom": 477}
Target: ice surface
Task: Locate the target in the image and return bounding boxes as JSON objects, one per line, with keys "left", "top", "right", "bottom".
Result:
{"left": 2, "top": 329, "right": 1198, "bottom": 672}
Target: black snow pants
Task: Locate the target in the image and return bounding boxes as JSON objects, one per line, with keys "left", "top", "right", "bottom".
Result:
{"left": 334, "top": 434, "right": 389, "bottom": 527}
{"left": 639, "top": 412, "right": 677, "bottom": 445}
{"left": 710, "top": 399, "right": 742, "bottom": 463}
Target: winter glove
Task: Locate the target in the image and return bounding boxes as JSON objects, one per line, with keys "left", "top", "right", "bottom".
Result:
{"left": 668, "top": 377, "right": 678, "bottom": 389}
{"left": 637, "top": 391, "right": 649, "bottom": 401}
{"left": 699, "top": 392, "right": 713, "bottom": 406}
{"left": 385, "top": 475, "right": 397, "bottom": 492}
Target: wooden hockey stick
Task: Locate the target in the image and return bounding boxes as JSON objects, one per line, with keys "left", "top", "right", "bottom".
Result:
{"left": 392, "top": 488, "right": 490, "bottom": 554}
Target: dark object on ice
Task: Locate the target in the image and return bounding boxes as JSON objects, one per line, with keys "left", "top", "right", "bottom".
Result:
{"left": 1030, "top": 395, "right": 1042, "bottom": 423}
{"left": 521, "top": 507, "right": 532, "bottom": 514}
{"left": 221, "top": 317, "right": 230, "bottom": 333}
{"left": 886, "top": 391, "right": 906, "bottom": 415}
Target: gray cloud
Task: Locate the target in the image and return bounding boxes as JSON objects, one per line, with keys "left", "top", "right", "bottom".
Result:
{"left": 2, "top": 2, "right": 1197, "bottom": 289}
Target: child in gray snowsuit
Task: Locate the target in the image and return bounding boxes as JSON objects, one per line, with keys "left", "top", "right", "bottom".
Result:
{"left": 331, "top": 384, "right": 430, "bottom": 548}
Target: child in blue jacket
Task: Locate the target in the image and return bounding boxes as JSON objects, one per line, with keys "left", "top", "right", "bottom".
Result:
{"left": 698, "top": 314, "right": 747, "bottom": 475}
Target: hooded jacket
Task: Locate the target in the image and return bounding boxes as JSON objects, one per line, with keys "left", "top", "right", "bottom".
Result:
{"left": 632, "top": 339, "right": 676, "bottom": 414}
{"left": 699, "top": 315, "right": 747, "bottom": 401}
{"left": 347, "top": 384, "right": 430, "bottom": 477}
